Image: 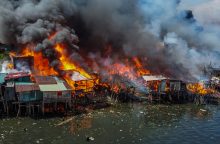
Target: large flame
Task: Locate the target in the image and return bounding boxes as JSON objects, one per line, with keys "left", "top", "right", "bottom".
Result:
{"left": 187, "top": 82, "right": 215, "bottom": 95}
{"left": 54, "top": 43, "right": 94, "bottom": 90}
{"left": 106, "top": 57, "right": 151, "bottom": 81}
{"left": 133, "top": 57, "right": 150, "bottom": 76}
{"left": 54, "top": 44, "right": 91, "bottom": 78}
{"left": 98, "top": 57, "right": 151, "bottom": 93}
{"left": 8, "top": 32, "right": 95, "bottom": 92}
{"left": 10, "top": 47, "right": 58, "bottom": 76}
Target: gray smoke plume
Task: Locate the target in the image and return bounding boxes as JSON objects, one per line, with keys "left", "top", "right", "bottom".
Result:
{"left": 0, "top": 0, "right": 220, "bottom": 81}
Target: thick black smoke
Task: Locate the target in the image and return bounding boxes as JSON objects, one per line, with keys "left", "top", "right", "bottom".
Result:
{"left": 0, "top": 0, "right": 220, "bottom": 81}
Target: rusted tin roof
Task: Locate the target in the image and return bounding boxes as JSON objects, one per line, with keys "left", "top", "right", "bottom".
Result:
{"left": 15, "top": 84, "right": 40, "bottom": 92}
{"left": 5, "top": 72, "right": 30, "bottom": 80}
{"left": 34, "top": 76, "right": 57, "bottom": 84}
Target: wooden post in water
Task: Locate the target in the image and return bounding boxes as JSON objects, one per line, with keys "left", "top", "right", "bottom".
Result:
{"left": 16, "top": 102, "right": 20, "bottom": 117}
{"left": 42, "top": 101, "right": 44, "bottom": 116}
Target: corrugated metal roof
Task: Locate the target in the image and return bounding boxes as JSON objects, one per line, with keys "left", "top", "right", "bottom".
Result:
{"left": 35, "top": 76, "right": 57, "bottom": 84}
{"left": 55, "top": 76, "right": 72, "bottom": 90}
{"left": 39, "top": 84, "right": 60, "bottom": 91}
{"left": 5, "top": 72, "right": 30, "bottom": 80}
{"left": 0, "top": 73, "right": 7, "bottom": 84}
{"left": 15, "top": 82, "right": 35, "bottom": 85}
{"left": 15, "top": 84, "right": 40, "bottom": 92}
{"left": 142, "top": 75, "right": 167, "bottom": 82}
{"left": 71, "top": 71, "right": 90, "bottom": 81}
{"left": 39, "top": 83, "right": 72, "bottom": 92}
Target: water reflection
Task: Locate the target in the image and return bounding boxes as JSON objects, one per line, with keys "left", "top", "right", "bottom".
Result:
{"left": 0, "top": 104, "right": 218, "bottom": 144}
{"left": 143, "top": 105, "right": 212, "bottom": 126}
{"left": 69, "top": 115, "right": 93, "bottom": 135}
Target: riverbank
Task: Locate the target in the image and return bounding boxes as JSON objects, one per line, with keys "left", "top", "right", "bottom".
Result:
{"left": 0, "top": 103, "right": 220, "bottom": 144}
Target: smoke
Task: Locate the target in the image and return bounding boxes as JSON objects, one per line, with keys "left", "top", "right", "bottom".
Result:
{"left": 0, "top": 0, "right": 220, "bottom": 81}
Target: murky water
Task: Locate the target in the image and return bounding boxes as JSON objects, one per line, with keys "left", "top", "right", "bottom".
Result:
{"left": 1, "top": 103, "right": 220, "bottom": 144}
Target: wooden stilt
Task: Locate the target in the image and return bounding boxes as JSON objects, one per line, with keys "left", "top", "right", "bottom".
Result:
{"left": 42, "top": 101, "right": 44, "bottom": 116}
{"left": 33, "top": 104, "right": 35, "bottom": 117}
{"left": 16, "top": 102, "right": 20, "bottom": 118}
{"left": 6, "top": 101, "right": 9, "bottom": 116}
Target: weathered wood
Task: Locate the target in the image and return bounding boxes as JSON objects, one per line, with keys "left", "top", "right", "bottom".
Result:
{"left": 55, "top": 116, "right": 75, "bottom": 127}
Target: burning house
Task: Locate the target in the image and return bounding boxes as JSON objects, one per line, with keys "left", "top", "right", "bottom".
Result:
{"left": 142, "top": 75, "right": 188, "bottom": 103}
{"left": 0, "top": 0, "right": 220, "bottom": 116}
{"left": 11, "top": 55, "right": 34, "bottom": 72}
{"left": 33, "top": 76, "right": 72, "bottom": 113}
{"left": 67, "top": 71, "right": 96, "bottom": 94}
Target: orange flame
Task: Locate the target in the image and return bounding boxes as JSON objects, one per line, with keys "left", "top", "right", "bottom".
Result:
{"left": 54, "top": 44, "right": 91, "bottom": 78}
{"left": 133, "top": 57, "right": 150, "bottom": 76}
{"left": 54, "top": 43, "right": 94, "bottom": 90}
{"left": 9, "top": 32, "right": 94, "bottom": 92}
{"left": 10, "top": 47, "right": 58, "bottom": 76}
{"left": 187, "top": 83, "right": 215, "bottom": 95}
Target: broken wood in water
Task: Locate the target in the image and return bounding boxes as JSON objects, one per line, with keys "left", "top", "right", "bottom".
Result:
{"left": 55, "top": 116, "right": 75, "bottom": 127}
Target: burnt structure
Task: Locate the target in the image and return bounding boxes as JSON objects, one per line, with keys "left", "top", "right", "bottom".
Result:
{"left": 11, "top": 56, "right": 34, "bottom": 72}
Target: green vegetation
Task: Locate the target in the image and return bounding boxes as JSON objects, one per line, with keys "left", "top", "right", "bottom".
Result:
{"left": 0, "top": 53, "right": 5, "bottom": 60}
{"left": 0, "top": 52, "right": 10, "bottom": 60}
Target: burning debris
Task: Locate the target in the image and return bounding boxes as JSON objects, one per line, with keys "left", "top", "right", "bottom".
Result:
{"left": 0, "top": 0, "right": 220, "bottom": 116}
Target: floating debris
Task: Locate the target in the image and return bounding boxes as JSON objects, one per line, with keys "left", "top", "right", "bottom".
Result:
{"left": 86, "top": 136, "right": 95, "bottom": 141}
{"left": 200, "top": 109, "right": 207, "bottom": 112}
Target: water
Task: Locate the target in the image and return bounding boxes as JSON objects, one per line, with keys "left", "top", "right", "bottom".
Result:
{"left": 1, "top": 103, "right": 220, "bottom": 144}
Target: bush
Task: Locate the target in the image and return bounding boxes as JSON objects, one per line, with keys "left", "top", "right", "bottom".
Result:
{"left": 0, "top": 53, "right": 4, "bottom": 60}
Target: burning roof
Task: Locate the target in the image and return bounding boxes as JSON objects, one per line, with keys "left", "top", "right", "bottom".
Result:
{"left": 142, "top": 75, "right": 167, "bottom": 82}
{"left": 70, "top": 71, "right": 91, "bottom": 81}
{"left": 34, "top": 76, "right": 57, "bottom": 85}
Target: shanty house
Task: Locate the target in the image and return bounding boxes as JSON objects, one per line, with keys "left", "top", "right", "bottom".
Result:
{"left": 34, "top": 76, "right": 72, "bottom": 103}
{"left": 70, "top": 71, "right": 96, "bottom": 94}
{"left": 0, "top": 73, "right": 7, "bottom": 111}
{"left": 4, "top": 72, "right": 31, "bottom": 101}
{"left": 142, "top": 75, "right": 167, "bottom": 93}
{"left": 0, "top": 73, "right": 7, "bottom": 98}
{"left": 15, "top": 83, "right": 42, "bottom": 102}
{"left": 11, "top": 56, "right": 34, "bottom": 72}
{"left": 142, "top": 75, "right": 186, "bottom": 92}
{"left": 142, "top": 75, "right": 187, "bottom": 103}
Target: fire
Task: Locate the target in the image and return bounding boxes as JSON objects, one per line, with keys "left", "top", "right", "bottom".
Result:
{"left": 10, "top": 47, "right": 58, "bottom": 76}
{"left": 107, "top": 57, "right": 151, "bottom": 81}
{"left": 33, "top": 52, "right": 58, "bottom": 76}
{"left": 54, "top": 44, "right": 91, "bottom": 78}
{"left": 8, "top": 31, "right": 95, "bottom": 92}
{"left": 187, "top": 83, "right": 215, "bottom": 95}
{"left": 133, "top": 57, "right": 150, "bottom": 76}
{"left": 109, "top": 62, "right": 137, "bottom": 80}
{"left": 54, "top": 43, "right": 94, "bottom": 90}
{"left": 7, "top": 32, "right": 152, "bottom": 94}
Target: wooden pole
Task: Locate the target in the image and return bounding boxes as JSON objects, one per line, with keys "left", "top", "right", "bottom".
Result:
{"left": 42, "top": 100, "right": 44, "bottom": 116}
{"left": 16, "top": 101, "right": 20, "bottom": 117}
